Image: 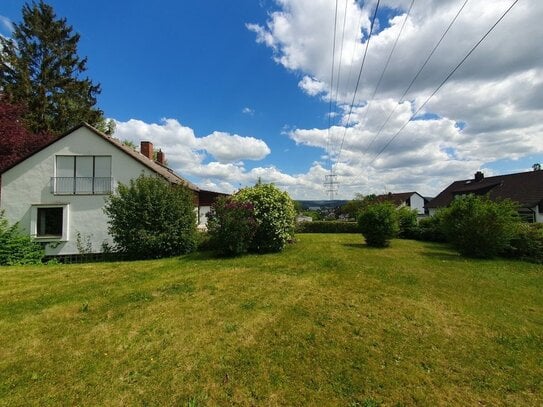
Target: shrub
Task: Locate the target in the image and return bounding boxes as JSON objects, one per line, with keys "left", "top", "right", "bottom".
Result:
{"left": 296, "top": 221, "right": 359, "bottom": 233}
{"left": 195, "top": 230, "right": 213, "bottom": 251}
{"left": 234, "top": 183, "right": 296, "bottom": 253}
{"left": 397, "top": 206, "right": 419, "bottom": 239}
{"left": 440, "top": 195, "right": 520, "bottom": 258}
{"left": 206, "top": 197, "right": 257, "bottom": 255}
{"left": 0, "top": 210, "right": 44, "bottom": 265}
{"left": 357, "top": 202, "right": 399, "bottom": 247}
{"left": 417, "top": 212, "right": 447, "bottom": 242}
{"left": 503, "top": 223, "right": 543, "bottom": 263}
{"left": 104, "top": 175, "right": 197, "bottom": 259}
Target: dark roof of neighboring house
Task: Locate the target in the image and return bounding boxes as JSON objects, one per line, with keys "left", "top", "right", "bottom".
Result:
{"left": 427, "top": 170, "right": 543, "bottom": 209}
{"left": 375, "top": 192, "right": 420, "bottom": 206}
{"left": 199, "top": 189, "right": 230, "bottom": 206}
{"left": 1, "top": 122, "right": 199, "bottom": 191}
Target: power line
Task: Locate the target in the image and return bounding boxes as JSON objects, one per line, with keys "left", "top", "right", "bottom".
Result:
{"left": 358, "top": 0, "right": 415, "bottom": 129}
{"left": 325, "top": 0, "right": 340, "bottom": 174}
{"left": 344, "top": 5, "right": 368, "bottom": 99}
{"left": 331, "top": 0, "right": 381, "bottom": 176}
{"left": 369, "top": 0, "right": 520, "bottom": 165}
{"left": 332, "top": 0, "right": 349, "bottom": 121}
{"left": 328, "top": 0, "right": 349, "bottom": 179}
{"left": 364, "top": 0, "right": 469, "bottom": 155}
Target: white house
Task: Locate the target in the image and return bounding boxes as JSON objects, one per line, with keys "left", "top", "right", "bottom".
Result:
{"left": 0, "top": 123, "right": 222, "bottom": 256}
{"left": 375, "top": 192, "right": 427, "bottom": 215}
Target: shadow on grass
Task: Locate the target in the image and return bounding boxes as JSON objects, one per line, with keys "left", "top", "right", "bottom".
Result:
{"left": 181, "top": 250, "right": 220, "bottom": 261}
{"left": 342, "top": 243, "right": 390, "bottom": 250}
{"left": 421, "top": 250, "right": 463, "bottom": 262}
{"left": 181, "top": 249, "right": 270, "bottom": 262}
{"left": 417, "top": 241, "right": 464, "bottom": 262}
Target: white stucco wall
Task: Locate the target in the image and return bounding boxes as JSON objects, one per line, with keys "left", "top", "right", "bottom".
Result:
{"left": 0, "top": 126, "right": 157, "bottom": 255}
{"left": 533, "top": 205, "right": 543, "bottom": 223}
{"left": 408, "top": 194, "right": 425, "bottom": 215}
{"left": 198, "top": 206, "right": 211, "bottom": 229}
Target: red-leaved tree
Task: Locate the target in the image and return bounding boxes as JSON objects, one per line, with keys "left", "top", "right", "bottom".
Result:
{"left": 0, "top": 100, "right": 53, "bottom": 173}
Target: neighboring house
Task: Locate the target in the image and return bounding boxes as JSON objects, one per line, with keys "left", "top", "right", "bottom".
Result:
{"left": 198, "top": 189, "right": 230, "bottom": 228}
{"left": 427, "top": 170, "right": 543, "bottom": 223}
{"left": 375, "top": 192, "right": 427, "bottom": 215}
{"left": 296, "top": 215, "right": 313, "bottom": 223}
{"left": 0, "top": 123, "right": 223, "bottom": 256}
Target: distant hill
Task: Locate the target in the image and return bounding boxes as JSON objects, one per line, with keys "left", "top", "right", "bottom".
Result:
{"left": 296, "top": 200, "right": 347, "bottom": 210}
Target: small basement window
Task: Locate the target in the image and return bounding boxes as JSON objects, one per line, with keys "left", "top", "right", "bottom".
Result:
{"left": 31, "top": 204, "right": 69, "bottom": 241}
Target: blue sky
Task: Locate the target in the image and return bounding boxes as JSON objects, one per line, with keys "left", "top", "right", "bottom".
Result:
{"left": 1, "top": 0, "right": 542, "bottom": 199}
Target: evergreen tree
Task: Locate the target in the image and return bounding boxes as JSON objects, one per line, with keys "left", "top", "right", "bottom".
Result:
{"left": 0, "top": 1, "right": 103, "bottom": 135}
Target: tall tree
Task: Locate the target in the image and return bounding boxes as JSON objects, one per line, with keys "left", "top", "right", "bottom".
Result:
{"left": 0, "top": 1, "right": 103, "bottom": 135}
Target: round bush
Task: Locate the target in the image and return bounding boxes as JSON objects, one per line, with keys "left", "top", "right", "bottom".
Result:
{"left": 440, "top": 195, "right": 519, "bottom": 258}
{"left": 104, "top": 175, "right": 197, "bottom": 259}
{"left": 357, "top": 202, "right": 399, "bottom": 247}
{"left": 234, "top": 183, "right": 296, "bottom": 253}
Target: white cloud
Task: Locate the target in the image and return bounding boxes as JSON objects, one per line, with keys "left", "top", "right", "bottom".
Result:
{"left": 114, "top": 118, "right": 271, "bottom": 166}
{"left": 242, "top": 107, "right": 255, "bottom": 115}
{"left": 110, "top": 118, "right": 336, "bottom": 199}
{"left": 83, "top": 1, "right": 543, "bottom": 202}
{"left": 199, "top": 131, "right": 270, "bottom": 162}
{"left": 243, "top": 0, "right": 543, "bottom": 199}
{"left": 298, "top": 76, "right": 327, "bottom": 96}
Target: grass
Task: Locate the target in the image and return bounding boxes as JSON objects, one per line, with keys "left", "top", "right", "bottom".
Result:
{"left": 0, "top": 234, "right": 542, "bottom": 406}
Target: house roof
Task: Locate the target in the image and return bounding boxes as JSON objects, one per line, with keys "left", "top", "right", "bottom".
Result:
{"left": 1, "top": 122, "right": 199, "bottom": 191}
{"left": 375, "top": 192, "right": 420, "bottom": 206}
{"left": 198, "top": 189, "right": 230, "bottom": 206}
{"left": 427, "top": 170, "right": 543, "bottom": 209}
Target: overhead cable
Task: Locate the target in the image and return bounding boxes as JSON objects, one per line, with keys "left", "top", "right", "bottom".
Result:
{"left": 325, "top": 0, "right": 340, "bottom": 173}
{"left": 332, "top": 0, "right": 381, "bottom": 174}
{"left": 369, "top": 0, "right": 520, "bottom": 165}
{"left": 364, "top": 0, "right": 470, "bottom": 155}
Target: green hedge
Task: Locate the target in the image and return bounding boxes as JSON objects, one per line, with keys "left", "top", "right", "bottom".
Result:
{"left": 440, "top": 195, "right": 519, "bottom": 258}
{"left": 296, "top": 221, "right": 359, "bottom": 233}
{"left": 0, "top": 210, "right": 44, "bottom": 265}
{"left": 502, "top": 223, "right": 543, "bottom": 263}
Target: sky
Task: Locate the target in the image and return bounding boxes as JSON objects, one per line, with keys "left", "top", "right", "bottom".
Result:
{"left": 1, "top": 0, "right": 542, "bottom": 199}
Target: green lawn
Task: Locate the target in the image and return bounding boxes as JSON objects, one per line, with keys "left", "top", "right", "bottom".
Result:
{"left": 0, "top": 235, "right": 542, "bottom": 406}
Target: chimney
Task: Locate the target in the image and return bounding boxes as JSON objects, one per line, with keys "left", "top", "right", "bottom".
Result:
{"left": 474, "top": 171, "right": 484, "bottom": 182}
{"left": 156, "top": 149, "right": 165, "bottom": 165}
{"left": 140, "top": 141, "right": 153, "bottom": 160}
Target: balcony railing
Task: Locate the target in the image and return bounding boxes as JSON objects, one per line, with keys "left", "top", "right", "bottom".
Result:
{"left": 51, "top": 177, "right": 113, "bottom": 195}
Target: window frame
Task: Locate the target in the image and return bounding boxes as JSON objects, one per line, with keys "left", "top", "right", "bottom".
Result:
{"left": 53, "top": 155, "right": 112, "bottom": 195}
{"left": 30, "top": 204, "right": 69, "bottom": 241}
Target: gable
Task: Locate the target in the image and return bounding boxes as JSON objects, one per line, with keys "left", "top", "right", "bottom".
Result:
{"left": 1, "top": 123, "right": 198, "bottom": 191}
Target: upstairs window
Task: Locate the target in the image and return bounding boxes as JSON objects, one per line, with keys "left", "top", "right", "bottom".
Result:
{"left": 53, "top": 155, "right": 112, "bottom": 194}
